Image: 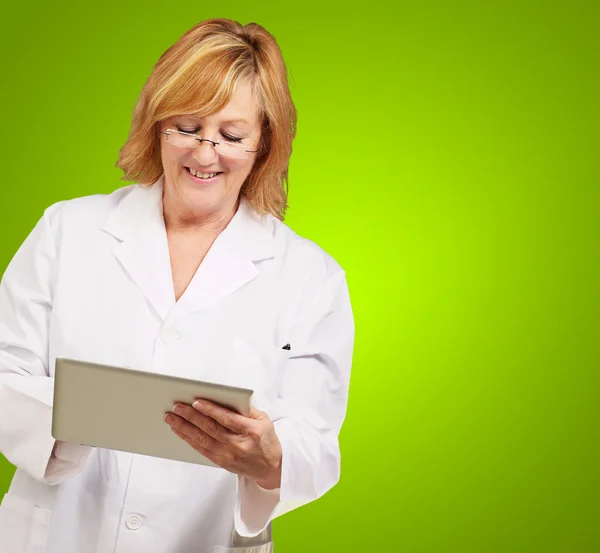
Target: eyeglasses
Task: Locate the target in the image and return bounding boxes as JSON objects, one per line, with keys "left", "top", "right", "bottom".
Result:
{"left": 159, "top": 128, "right": 259, "bottom": 160}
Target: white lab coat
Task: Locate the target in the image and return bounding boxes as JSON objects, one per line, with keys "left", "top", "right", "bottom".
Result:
{"left": 0, "top": 178, "right": 354, "bottom": 553}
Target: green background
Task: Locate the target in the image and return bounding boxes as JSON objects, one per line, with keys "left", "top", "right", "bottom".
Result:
{"left": 1, "top": 1, "right": 599, "bottom": 552}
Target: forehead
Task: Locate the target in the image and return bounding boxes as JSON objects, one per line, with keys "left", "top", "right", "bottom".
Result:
{"left": 181, "top": 80, "right": 260, "bottom": 127}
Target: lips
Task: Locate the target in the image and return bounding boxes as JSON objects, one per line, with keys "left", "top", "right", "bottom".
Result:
{"left": 184, "top": 166, "right": 223, "bottom": 184}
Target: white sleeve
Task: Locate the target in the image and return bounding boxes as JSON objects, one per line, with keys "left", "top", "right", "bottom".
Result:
{"left": 234, "top": 270, "right": 354, "bottom": 536}
{"left": 0, "top": 209, "right": 91, "bottom": 485}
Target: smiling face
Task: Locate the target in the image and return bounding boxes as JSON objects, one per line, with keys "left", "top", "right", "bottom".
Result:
{"left": 159, "top": 79, "right": 262, "bottom": 226}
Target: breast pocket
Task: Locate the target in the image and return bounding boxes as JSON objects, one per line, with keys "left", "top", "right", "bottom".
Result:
{"left": 0, "top": 494, "right": 51, "bottom": 553}
{"left": 229, "top": 338, "right": 290, "bottom": 409}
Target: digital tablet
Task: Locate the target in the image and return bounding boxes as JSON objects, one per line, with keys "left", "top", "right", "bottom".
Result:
{"left": 51, "top": 357, "right": 254, "bottom": 468}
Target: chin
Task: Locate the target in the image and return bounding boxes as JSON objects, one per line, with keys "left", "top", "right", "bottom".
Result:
{"left": 182, "top": 186, "right": 236, "bottom": 216}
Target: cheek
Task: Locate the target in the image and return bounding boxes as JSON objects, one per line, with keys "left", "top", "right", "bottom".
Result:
{"left": 160, "top": 144, "right": 184, "bottom": 170}
{"left": 229, "top": 159, "right": 255, "bottom": 179}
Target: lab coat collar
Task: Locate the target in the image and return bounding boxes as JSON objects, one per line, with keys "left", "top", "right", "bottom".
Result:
{"left": 101, "top": 176, "right": 275, "bottom": 321}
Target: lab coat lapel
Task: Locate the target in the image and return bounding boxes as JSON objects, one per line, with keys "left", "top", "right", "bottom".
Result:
{"left": 168, "top": 197, "right": 275, "bottom": 322}
{"left": 101, "top": 179, "right": 175, "bottom": 320}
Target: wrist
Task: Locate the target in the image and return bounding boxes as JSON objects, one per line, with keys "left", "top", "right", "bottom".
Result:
{"left": 255, "top": 457, "right": 282, "bottom": 490}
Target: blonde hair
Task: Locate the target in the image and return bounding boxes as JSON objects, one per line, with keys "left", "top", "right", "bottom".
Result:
{"left": 116, "top": 19, "right": 297, "bottom": 220}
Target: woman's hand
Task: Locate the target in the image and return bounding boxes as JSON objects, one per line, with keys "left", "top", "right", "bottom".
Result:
{"left": 163, "top": 399, "right": 282, "bottom": 490}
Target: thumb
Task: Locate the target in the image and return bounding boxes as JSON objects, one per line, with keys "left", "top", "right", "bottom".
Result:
{"left": 249, "top": 405, "right": 269, "bottom": 421}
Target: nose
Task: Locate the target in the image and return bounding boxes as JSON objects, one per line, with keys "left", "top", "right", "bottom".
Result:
{"left": 193, "top": 139, "right": 219, "bottom": 165}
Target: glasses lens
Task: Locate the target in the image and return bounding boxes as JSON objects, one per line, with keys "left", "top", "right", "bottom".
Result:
{"left": 215, "top": 141, "right": 249, "bottom": 159}
{"left": 166, "top": 131, "right": 197, "bottom": 148}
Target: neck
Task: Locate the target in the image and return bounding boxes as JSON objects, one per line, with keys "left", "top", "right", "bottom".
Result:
{"left": 162, "top": 194, "right": 239, "bottom": 238}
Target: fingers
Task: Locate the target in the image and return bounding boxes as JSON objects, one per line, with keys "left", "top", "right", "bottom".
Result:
{"left": 192, "top": 399, "right": 255, "bottom": 434}
{"left": 164, "top": 412, "right": 223, "bottom": 453}
{"left": 169, "top": 403, "right": 236, "bottom": 444}
{"left": 169, "top": 426, "right": 222, "bottom": 466}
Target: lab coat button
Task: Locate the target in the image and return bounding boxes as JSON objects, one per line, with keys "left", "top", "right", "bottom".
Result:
{"left": 161, "top": 329, "right": 180, "bottom": 344}
{"left": 125, "top": 514, "right": 143, "bottom": 530}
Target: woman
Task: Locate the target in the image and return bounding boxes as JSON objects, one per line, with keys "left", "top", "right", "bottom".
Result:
{"left": 0, "top": 18, "right": 354, "bottom": 553}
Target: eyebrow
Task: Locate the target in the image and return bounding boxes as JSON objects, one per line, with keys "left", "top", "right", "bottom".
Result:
{"left": 221, "top": 118, "right": 250, "bottom": 125}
